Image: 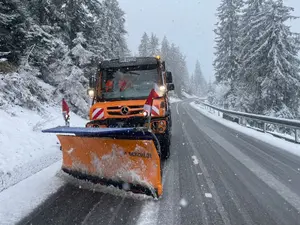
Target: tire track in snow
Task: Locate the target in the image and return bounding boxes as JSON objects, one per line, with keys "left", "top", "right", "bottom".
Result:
{"left": 107, "top": 197, "right": 125, "bottom": 225}
{"left": 135, "top": 163, "right": 172, "bottom": 225}
{"left": 157, "top": 155, "right": 181, "bottom": 225}
{"left": 180, "top": 114, "right": 231, "bottom": 225}
{"left": 136, "top": 148, "right": 174, "bottom": 225}
{"left": 186, "top": 104, "right": 300, "bottom": 214}
{"left": 136, "top": 200, "right": 160, "bottom": 225}
{"left": 183, "top": 108, "right": 256, "bottom": 225}
{"left": 81, "top": 195, "right": 106, "bottom": 225}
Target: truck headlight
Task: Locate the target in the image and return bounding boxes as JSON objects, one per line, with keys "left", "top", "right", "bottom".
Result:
{"left": 159, "top": 86, "right": 166, "bottom": 95}
{"left": 87, "top": 88, "right": 95, "bottom": 98}
{"left": 159, "top": 86, "right": 166, "bottom": 92}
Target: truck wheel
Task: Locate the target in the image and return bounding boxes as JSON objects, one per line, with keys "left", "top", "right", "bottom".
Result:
{"left": 160, "top": 128, "right": 171, "bottom": 160}
{"left": 161, "top": 142, "right": 170, "bottom": 160}
{"left": 168, "top": 113, "right": 172, "bottom": 128}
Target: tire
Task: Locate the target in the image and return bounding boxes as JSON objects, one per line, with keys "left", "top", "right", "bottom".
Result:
{"left": 160, "top": 127, "right": 171, "bottom": 160}
{"left": 168, "top": 113, "right": 172, "bottom": 128}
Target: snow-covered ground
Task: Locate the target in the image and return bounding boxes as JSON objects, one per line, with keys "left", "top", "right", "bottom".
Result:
{"left": 0, "top": 105, "right": 87, "bottom": 224}
{"left": 0, "top": 105, "right": 87, "bottom": 191}
{"left": 169, "top": 96, "right": 182, "bottom": 103}
{"left": 181, "top": 92, "right": 207, "bottom": 101}
{"left": 182, "top": 92, "right": 196, "bottom": 99}
{"left": 0, "top": 161, "right": 64, "bottom": 225}
{"left": 190, "top": 102, "right": 300, "bottom": 158}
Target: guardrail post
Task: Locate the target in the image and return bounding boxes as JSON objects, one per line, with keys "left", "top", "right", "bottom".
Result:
{"left": 263, "top": 123, "right": 267, "bottom": 133}
{"left": 240, "top": 118, "right": 245, "bottom": 126}
{"left": 295, "top": 129, "right": 299, "bottom": 143}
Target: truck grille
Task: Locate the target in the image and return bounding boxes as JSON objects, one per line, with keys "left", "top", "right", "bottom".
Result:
{"left": 107, "top": 105, "right": 144, "bottom": 116}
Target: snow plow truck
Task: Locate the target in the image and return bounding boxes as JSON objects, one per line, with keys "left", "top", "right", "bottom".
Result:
{"left": 43, "top": 56, "right": 175, "bottom": 198}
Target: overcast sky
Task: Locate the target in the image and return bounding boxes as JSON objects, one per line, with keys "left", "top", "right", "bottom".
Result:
{"left": 118, "top": 0, "right": 300, "bottom": 80}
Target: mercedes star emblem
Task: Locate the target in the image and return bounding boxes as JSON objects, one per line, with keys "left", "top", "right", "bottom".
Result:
{"left": 121, "top": 106, "right": 129, "bottom": 115}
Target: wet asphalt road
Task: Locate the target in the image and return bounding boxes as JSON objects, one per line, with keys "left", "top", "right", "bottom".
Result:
{"left": 19, "top": 99, "right": 300, "bottom": 225}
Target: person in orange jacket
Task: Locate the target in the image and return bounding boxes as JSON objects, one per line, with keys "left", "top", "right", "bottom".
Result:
{"left": 105, "top": 79, "right": 114, "bottom": 92}
{"left": 105, "top": 71, "right": 132, "bottom": 92}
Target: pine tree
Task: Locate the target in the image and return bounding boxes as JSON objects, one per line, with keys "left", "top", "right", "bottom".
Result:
{"left": 193, "top": 60, "right": 207, "bottom": 96}
{"left": 100, "top": 0, "right": 127, "bottom": 59}
{"left": 53, "top": 0, "right": 97, "bottom": 47}
{"left": 167, "top": 44, "right": 189, "bottom": 97}
{"left": 70, "top": 32, "right": 94, "bottom": 67}
{"left": 207, "top": 79, "right": 216, "bottom": 104}
{"left": 237, "top": 0, "right": 266, "bottom": 112}
{"left": 0, "top": 0, "right": 27, "bottom": 63}
{"left": 138, "top": 32, "right": 150, "bottom": 57}
{"left": 161, "top": 36, "right": 170, "bottom": 61}
{"left": 254, "top": 0, "right": 300, "bottom": 118}
{"left": 148, "top": 33, "right": 159, "bottom": 57}
{"left": 0, "top": 0, "right": 130, "bottom": 115}
{"left": 214, "top": 0, "right": 243, "bottom": 107}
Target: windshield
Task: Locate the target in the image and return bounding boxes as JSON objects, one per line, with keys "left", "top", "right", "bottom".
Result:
{"left": 101, "top": 66, "right": 160, "bottom": 100}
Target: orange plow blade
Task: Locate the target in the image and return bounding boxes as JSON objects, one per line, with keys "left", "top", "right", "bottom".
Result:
{"left": 42, "top": 127, "right": 162, "bottom": 198}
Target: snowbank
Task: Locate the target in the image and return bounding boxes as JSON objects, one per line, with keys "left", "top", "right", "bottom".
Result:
{"left": 0, "top": 105, "right": 87, "bottom": 191}
{"left": 0, "top": 161, "right": 64, "bottom": 225}
{"left": 182, "top": 92, "right": 206, "bottom": 101}
{"left": 182, "top": 92, "right": 195, "bottom": 99}
{"left": 190, "top": 102, "right": 300, "bottom": 158}
{"left": 169, "top": 96, "right": 182, "bottom": 103}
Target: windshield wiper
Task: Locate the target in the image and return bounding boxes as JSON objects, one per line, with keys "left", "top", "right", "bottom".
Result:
{"left": 127, "top": 71, "right": 140, "bottom": 75}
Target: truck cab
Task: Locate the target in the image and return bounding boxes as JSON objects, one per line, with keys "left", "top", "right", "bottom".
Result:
{"left": 86, "top": 56, "right": 174, "bottom": 159}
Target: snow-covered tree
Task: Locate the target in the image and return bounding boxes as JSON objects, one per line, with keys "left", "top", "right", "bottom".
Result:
{"left": 254, "top": 0, "right": 300, "bottom": 118}
{"left": 148, "top": 33, "right": 160, "bottom": 57}
{"left": 0, "top": 0, "right": 27, "bottom": 63}
{"left": 70, "top": 32, "right": 94, "bottom": 67}
{"left": 0, "top": 0, "right": 130, "bottom": 115}
{"left": 207, "top": 79, "right": 216, "bottom": 104}
{"left": 100, "top": 0, "right": 127, "bottom": 59}
{"left": 54, "top": 64, "right": 89, "bottom": 116}
{"left": 138, "top": 32, "right": 150, "bottom": 57}
{"left": 213, "top": 0, "right": 243, "bottom": 107}
{"left": 236, "top": 0, "right": 267, "bottom": 111}
{"left": 161, "top": 36, "right": 170, "bottom": 61}
{"left": 193, "top": 60, "right": 207, "bottom": 96}
{"left": 138, "top": 33, "right": 190, "bottom": 96}
{"left": 167, "top": 44, "right": 189, "bottom": 97}
{"left": 213, "top": 0, "right": 300, "bottom": 118}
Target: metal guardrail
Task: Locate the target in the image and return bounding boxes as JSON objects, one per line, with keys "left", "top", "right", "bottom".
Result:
{"left": 195, "top": 100, "right": 300, "bottom": 143}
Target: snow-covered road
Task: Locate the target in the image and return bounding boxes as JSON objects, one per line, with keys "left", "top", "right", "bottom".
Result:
{"left": 2, "top": 99, "right": 300, "bottom": 225}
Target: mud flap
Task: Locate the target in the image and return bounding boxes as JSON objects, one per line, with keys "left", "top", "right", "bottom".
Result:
{"left": 42, "top": 127, "right": 162, "bottom": 198}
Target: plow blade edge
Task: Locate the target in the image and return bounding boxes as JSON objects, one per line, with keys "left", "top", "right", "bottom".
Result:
{"left": 43, "top": 127, "right": 162, "bottom": 198}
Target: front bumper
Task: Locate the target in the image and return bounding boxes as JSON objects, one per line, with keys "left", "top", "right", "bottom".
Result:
{"left": 87, "top": 117, "right": 168, "bottom": 134}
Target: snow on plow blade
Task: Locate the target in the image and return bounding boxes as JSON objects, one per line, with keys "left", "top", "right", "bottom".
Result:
{"left": 42, "top": 127, "right": 162, "bottom": 198}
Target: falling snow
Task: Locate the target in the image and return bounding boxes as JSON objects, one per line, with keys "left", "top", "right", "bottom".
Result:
{"left": 191, "top": 156, "right": 199, "bottom": 165}
{"left": 180, "top": 198, "right": 188, "bottom": 207}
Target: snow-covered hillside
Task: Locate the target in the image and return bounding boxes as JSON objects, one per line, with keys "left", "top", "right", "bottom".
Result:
{"left": 0, "top": 105, "right": 87, "bottom": 192}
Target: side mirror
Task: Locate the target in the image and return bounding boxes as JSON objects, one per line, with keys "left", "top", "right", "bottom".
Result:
{"left": 166, "top": 71, "right": 173, "bottom": 83}
{"left": 167, "top": 83, "right": 175, "bottom": 91}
